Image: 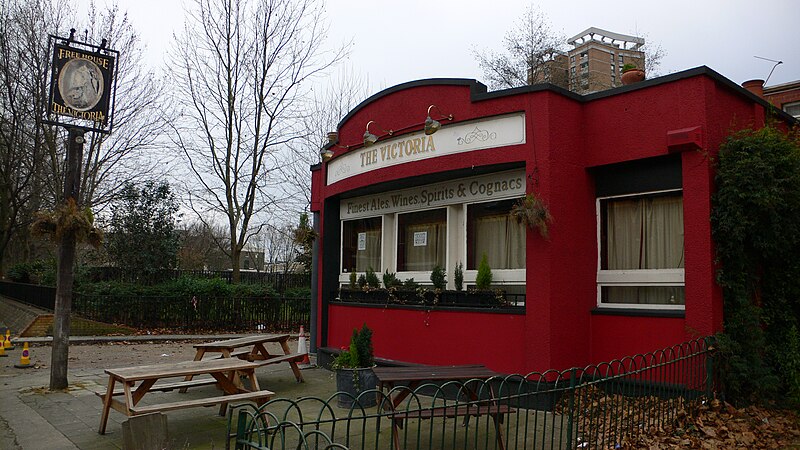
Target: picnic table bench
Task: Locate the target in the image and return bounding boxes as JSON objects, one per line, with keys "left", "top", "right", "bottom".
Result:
{"left": 373, "top": 365, "right": 513, "bottom": 450}
{"left": 97, "top": 358, "right": 273, "bottom": 434}
{"left": 181, "top": 334, "right": 305, "bottom": 391}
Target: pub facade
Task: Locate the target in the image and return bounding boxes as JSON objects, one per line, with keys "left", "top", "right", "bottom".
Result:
{"left": 310, "top": 66, "right": 793, "bottom": 374}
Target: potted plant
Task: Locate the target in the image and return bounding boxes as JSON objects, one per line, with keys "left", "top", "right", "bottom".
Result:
{"left": 510, "top": 192, "right": 553, "bottom": 239}
{"left": 332, "top": 324, "right": 377, "bottom": 408}
{"left": 620, "top": 63, "right": 645, "bottom": 85}
{"left": 441, "top": 262, "right": 465, "bottom": 305}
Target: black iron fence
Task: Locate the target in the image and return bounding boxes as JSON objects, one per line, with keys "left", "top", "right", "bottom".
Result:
{"left": 230, "top": 338, "right": 715, "bottom": 450}
{"left": 0, "top": 281, "right": 56, "bottom": 310}
{"left": 73, "top": 295, "right": 310, "bottom": 332}
{"left": 82, "top": 268, "right": 310, "bottom": 291}
{"left": 0, "top": 281, "right": 310, "bottom": 332}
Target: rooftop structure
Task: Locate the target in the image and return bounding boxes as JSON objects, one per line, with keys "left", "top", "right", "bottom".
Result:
{"left": 567, "top": 27, "right": 645, "bottom": 50}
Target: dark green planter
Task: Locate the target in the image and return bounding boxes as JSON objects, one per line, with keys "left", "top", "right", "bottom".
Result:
{"left": 335, "top": 367, "right": 377, "bottom": 408}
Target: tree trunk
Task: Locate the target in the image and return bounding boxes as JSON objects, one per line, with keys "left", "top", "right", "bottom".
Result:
{"left": 50, "top": 128, "right": 84, "bottom": 391}
{"left": 231, "top": 246, "right": 241, "bottom": 284}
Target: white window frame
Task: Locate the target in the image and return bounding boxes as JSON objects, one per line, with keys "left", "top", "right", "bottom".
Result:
{"left": 783, "top": 101, "right": 800, "bottom": 119}
{"left": 339, "top": 215, "right": 384, "bottom": 284}
{"left": 595, "top": 188, "right": 685, "bottom": 310}
{"left": 395, "top": 206, "right": 449, "bottom": 280}
{"left": 462, "top": 198, "right": 527, "bottom": 291}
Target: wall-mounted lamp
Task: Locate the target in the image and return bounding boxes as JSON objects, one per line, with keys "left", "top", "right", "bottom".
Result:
{"left": 363, "top": 120, "right": 393, "bottom": 147}
{"left": 424, "top": 105, "right": 454, "bottom": 135}
{"left": 320, "top": 147, "right": 334, "bottom": 162}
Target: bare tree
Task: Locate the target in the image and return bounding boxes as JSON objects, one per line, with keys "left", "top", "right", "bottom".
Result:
{"left": 0, "top": 0, "right": 72, "bottom": 276}
{"left": 84, "top": 5, "right": 171, "bottom": 209}
{"left": 279, "top": 66, "right": 369, "bottom": 210}
{"left": 48, "top": 2, "right": 172, "bottom": 212}
{"left": 0, "top": 0, "right": 173, "bottom": 391}
{"left": 170, "top": 0, "right": 346, "bottom": 283}
{"left": 636, "top": 32, "right": 666, "bottom": 77}
{"left": 0, "top": 0, "right": 170, "bottom": 276}
{"left": 259, "top": 222, "right": 296, "bottom": 274}
{"left": 472, "top": 4, "right": 567, "bottom": 90}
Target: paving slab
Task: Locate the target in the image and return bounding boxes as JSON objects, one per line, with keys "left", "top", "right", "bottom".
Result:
{"left": 0, "top": 341, "right": 329, "bottom": 450}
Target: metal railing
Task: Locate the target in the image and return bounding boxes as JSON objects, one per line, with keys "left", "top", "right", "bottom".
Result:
{"left": 0, "top": 281, "right": 310, "bottom": 332}
{"left": 230, "top": 338, "right": 714, "bottom": 450}
{"left": 73, "top": 295, "right": 310, "bottom": 332}
{"left": 0, "top": 281, "right": 56, "bottom": 310}
{"left": 82, "top": 268, "right": 310, "bottom": 291}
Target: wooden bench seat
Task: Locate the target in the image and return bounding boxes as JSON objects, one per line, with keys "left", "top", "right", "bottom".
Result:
{"left": 214, "top": 351, "right": 304, "bottom": 364}
{"left": 128, "top": 389, "right": 274, "bottom": 415}
{"left": 255, "top": 353, "right": 305, "bottom": 365}
{"left": 209, "top": 349, "right": 252, "bottom": 360}
{"left": 390, "top": 404, "right": 514, "bottom": 421}
{"left": 96, "top": 378, "right": 219, "bottom": 398}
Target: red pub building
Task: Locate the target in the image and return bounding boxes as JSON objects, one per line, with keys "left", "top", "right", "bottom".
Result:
{"left": 309, "top": 67, "right": 796, "bottom": 374}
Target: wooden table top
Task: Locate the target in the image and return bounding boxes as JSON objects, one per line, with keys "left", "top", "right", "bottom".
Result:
{"left": 373, "top": 365, "right": 503, "bottom": 383}
{"left": 193, "top": 334, "right": 290, "bottom": 349}
{"left": 105, "top": 358, "right": 263, "bottom": 381}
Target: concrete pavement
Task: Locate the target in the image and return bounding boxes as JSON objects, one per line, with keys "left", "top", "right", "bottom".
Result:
{"left": 0, "top": 341, "right": 330, "bottom": 450}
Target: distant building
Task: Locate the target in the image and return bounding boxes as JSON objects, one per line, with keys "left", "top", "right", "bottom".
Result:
{"left": 566, "top": 27, "right": 645, "bottom": 94}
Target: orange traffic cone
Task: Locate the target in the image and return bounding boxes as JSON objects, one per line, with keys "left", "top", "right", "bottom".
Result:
{"left": 3, "top": 329, "right": 14, "bottom": 351}
{"left": 0, "top": 337, "right": 6, "bottom": 357}
{"left": 297, "top": 326, "right": 311, "bottom": 368}
{"left": 14, "top": 342, "right": 31, "bottom": 368}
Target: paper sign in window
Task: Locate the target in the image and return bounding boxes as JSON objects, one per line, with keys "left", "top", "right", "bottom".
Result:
{"left": 413, "top": 232, "right": 428, "bottom": 247}
{"left": 357, "top": 232, "right": 367, "bottom": 251}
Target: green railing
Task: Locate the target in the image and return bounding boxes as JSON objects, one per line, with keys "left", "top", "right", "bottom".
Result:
{"left": 229, "top": 338, "right": 715, "bottom": 450}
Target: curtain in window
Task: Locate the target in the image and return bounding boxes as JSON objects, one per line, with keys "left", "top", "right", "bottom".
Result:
{"left": 403, "top": 222, "right": 446, "bottom": 271}
{"left": 603, "top": 286, "right": 685, "bottom": 305}
{"left": 342, "top": 218, "right": 381, "bottom": 273}
{"left": 604, "top": 195, "right": 684, "bottom": 305}
{"left": 473, "top": 215, "right": 525, "bottom": 269}
{"left": 355, "top": 229, "right": 381, "bottom": 272}
{"left": 606, "top": 196, "right": 684, "bottom": 270}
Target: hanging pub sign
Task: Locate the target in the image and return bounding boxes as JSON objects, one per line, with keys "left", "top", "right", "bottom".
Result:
{"left": 45, "top": 32, "right": 118, "bottom": 134}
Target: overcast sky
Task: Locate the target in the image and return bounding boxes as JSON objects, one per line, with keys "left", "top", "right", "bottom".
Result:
{"left": 118, "top": 0, "right": 799, "bottom": 95}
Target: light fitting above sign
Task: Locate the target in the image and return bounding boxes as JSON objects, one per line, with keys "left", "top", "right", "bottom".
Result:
{"left": 327, "top": 113, "right": 526, "bottom": 185}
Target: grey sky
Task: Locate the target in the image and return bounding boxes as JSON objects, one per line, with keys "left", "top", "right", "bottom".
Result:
{"left": 119, "top": 0, "right": 798, "bottom": 93}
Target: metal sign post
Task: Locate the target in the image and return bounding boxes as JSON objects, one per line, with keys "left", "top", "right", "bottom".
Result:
{"left": 43, "top": 29, "right": 118, "bottom": 390}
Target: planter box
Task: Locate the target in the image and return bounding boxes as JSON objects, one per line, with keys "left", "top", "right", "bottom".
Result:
{"left": 335, "top": 367, "right": 377, "bottom": 408}
{"left": 335, "top": 288, "right": 513, "bottom": 309}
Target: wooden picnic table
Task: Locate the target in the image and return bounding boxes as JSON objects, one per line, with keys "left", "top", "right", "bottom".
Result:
{"left": 373, "top": 365, "right": 512, "bottom": 450}
{"left": 183, "top": 334, "right": 305, "bottom": 388}
{"left": 97, "top": 358, "right": 273, "bottom": 434}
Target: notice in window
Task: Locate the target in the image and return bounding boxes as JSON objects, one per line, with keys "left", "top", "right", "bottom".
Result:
{"left": 357, "top": 232, "right": 367, "bottom": 251}
{"left": 413, "top": 231, "right": 428, "bottom": 247}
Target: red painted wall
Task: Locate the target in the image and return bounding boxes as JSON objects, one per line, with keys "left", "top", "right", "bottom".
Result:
{"left": 328, "top": 305, "right": 525, "bottom": 374}
{"left": 313, "top": 68, "right": 781, "bottom": 374}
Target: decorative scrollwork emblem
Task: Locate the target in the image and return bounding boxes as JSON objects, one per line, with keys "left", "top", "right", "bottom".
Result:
{"left": 457, "top": 127, "right": 497, "bottom": 145}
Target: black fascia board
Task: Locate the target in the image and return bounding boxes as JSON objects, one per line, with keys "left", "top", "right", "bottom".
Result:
{"left": 334, "top": 67, "right": 797, "bottom": 132}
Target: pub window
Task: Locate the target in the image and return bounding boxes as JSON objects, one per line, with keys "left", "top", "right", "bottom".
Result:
{"left": 467, "top": 199, "right": 525, "bottom": 270}
{"left": 342, "top": 217, "right": 382, "bottom": 272}
{"left": 397, "top": 209, "right": 447, "bottom": 271}
{"left": 598, "top": 191, "right": 685, "bottom": 307}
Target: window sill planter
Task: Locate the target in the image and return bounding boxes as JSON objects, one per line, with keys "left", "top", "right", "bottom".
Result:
{"left": 339, "top": 288, "right": 388, "bottom": 304}
{"left": 335, "top": 288, "right": 513, "bottom": 308}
